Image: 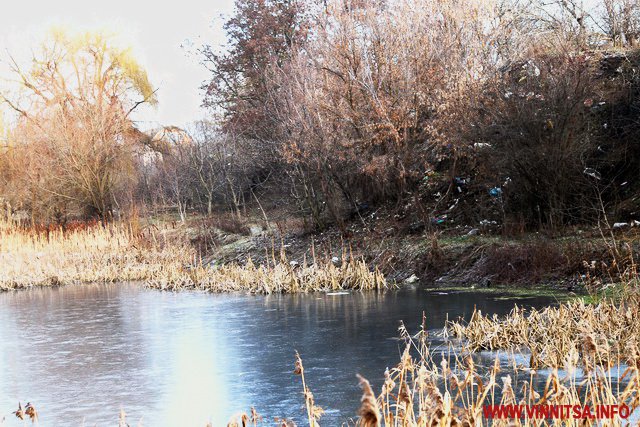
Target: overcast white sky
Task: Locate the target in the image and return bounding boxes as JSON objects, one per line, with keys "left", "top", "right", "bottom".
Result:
{"left": 1, "top": 0, "right": 236, "bottom": 129}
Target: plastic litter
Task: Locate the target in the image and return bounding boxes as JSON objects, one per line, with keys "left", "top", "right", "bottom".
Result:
{"left": 473, "top": 142, "right": 491, "bottom": 149}
{"left": 489, "top": 187, "right": 503, "bottom": 197}
{"left": 404, "top": 274, "right": 419, "bottom": 284}
{"left": 454, "top": 177, "right": 467, "bottom": 185}
{"left": 616, "top": 221, "right": 640, "bottom": 228}
{"left": 583, "top": 168, "right": 601, "bottom": 180}
{"left": 431, "top": 215, "right": 447, "bottom": 225}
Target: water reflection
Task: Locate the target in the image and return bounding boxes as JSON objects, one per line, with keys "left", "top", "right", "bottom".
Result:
{"left": 0, "top": 284, "right": 557, "bottom": 426}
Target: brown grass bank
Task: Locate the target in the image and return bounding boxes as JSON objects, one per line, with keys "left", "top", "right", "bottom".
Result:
{"left": 0, "top": 220, "right": 385, "bottom": 293}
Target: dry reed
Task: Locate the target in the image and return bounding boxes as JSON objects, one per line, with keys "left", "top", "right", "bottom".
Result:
{"left": 346, "top": 323, "right": 633, "bottom": 426}
{"left": 448, "top": 297, "right": 640, "bottom": 369}
{"left": 220, "top": 319, "right": 639, "bottom": 426}
{"left": 293, "top": 352, "right": 324, "bottom": 427}
{"left": 0, "top": 220, "right": 385, "bottom": 293}
{"left": 226, "top": 407, "right": 262, "bottom": 427}
{"left": 350, "top": 319, "right": 640, "bottom": 426}
{"left": 147, "top": 254, "right": 386, "bottom": 293}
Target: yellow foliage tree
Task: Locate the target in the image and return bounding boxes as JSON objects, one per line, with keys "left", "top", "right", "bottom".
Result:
{"left": 1, "top": 28, "right": 156, "bottom": 221}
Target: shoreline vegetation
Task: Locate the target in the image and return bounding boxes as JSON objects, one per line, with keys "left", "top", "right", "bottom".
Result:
{"left": 0, "top": 219, "right": 385, "bottom": 293}
{"left": 2, "top": 212, "right": 636, "bottom": 295}
{"left": 449, "top": 297, "right": 640, "bottom": 369}
{"left": 3, "top": 217, "right": 640, "bottom": 425}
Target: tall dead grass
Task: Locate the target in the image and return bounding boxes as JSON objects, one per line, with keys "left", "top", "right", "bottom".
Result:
{"left": 448, "top": 296, "right": 640, "bottom": 370}
{"left": 147, "top": 252, "right": 386, "bottom": 293}
{"left": 341, "top": 321, "right": 640, "bottom": 426}
{"left": 0, "top": 219, "right": 165, "bottom": 289}
{"left": 226, "top": 320, "right": 639, "bottom": 426}
{"left": 0, "top": 220, "right": 385, "bottom": 293}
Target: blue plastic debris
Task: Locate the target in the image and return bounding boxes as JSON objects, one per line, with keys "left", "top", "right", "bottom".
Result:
{"left": 431, "top": 215, "right": 447, "bottom": 225}
{"left": 489, "top": 187, "right": 503, "bottom": 197}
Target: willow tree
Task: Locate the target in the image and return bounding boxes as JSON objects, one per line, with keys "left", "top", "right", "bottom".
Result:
{"left": 1, "top": 28, "right": 156, "bottom": 221}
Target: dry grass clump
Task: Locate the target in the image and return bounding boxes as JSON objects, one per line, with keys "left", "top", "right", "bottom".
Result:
{"left": 11, "top": 402, "right": 38, "bottom": 423}
{"left": 0, "top": 219, "right": 191, "bottom": 290}
{"left": 226, "top": 407, "right": 262, "bottom": 427}
{"left": 146, "top": 253, "right": 386, "bottom": 293}
{"left": 0, "top": 220, "right": 385, "bottom": 293}
{"left": 448, "top": 296, "right": 640, "bottom": 369}
{"left": 228, "top": 320, "right": 640, "bottom": 426}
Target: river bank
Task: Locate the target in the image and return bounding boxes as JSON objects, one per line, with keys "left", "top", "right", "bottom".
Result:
{"left": 1, "top": 210, "right": 636, "bottom": 294}
{"left": 0, "top": 219, "right": 385, "bottom": 293}
{"left": 2, "top": 214, "right": 640, "bottom": 425}
{"left": 161, "top": 208, "right": 640, "bottom": 294}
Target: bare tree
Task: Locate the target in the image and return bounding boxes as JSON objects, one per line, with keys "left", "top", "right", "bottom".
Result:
{"left": 601, "top": 0, "right": 640, "bottom": 46}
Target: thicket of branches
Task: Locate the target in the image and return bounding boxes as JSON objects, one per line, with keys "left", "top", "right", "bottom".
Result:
{"left": 2, "top": 0, "right": 640, "bottom": 232}
{"left": 198, "top": 0, "right": 640, "bottom": 230}
{"left": 137, "top": 121, "right": 266, "bottom": 222}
